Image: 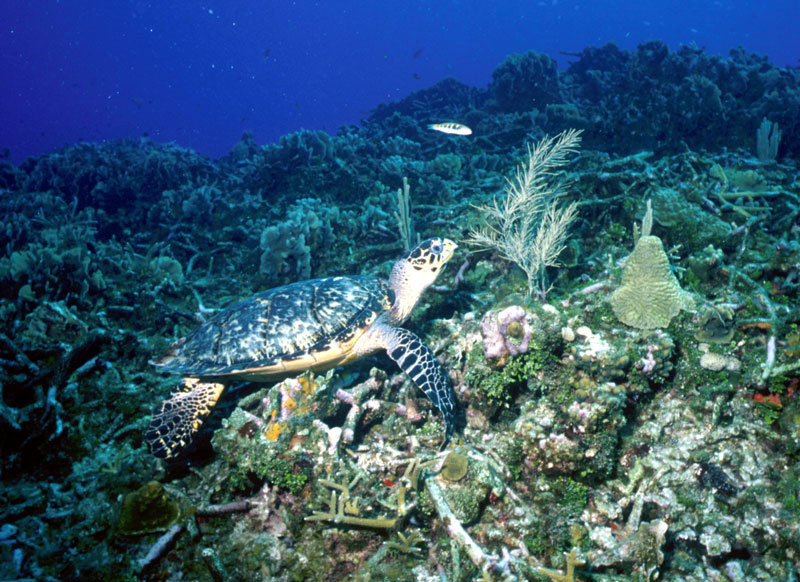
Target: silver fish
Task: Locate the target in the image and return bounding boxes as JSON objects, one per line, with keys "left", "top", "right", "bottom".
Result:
{"left": 427, "top": 122, "right": 472, "bottom": 136}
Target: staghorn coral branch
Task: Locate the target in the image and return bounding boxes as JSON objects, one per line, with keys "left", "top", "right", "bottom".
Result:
{"left": 196, "top": 500, "right": 253, "bottom": 516}
{"left": 424, "top": 474, "right": 495, "bottom": 571}
{"left": 138, "top": 523, "right": 185, "bottom": 571}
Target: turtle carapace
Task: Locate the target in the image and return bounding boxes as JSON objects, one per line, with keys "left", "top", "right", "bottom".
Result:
{"left": 146, "top": 238, "right": 458, "bottom": 459}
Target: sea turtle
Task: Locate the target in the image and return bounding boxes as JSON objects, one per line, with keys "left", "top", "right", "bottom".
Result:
{"left": 146, "top": 238, "right": 458, "bottom": 459}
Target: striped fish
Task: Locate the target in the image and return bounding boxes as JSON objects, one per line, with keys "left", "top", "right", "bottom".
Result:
{"left": 427, "top": 122, "right": 472, "bottom": 136}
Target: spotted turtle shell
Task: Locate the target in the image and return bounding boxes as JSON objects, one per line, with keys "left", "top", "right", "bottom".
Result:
{"left": 155, "top": 276, "right": 393, "bottom": 378}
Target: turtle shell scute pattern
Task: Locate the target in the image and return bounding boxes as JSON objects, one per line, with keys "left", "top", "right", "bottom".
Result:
{"left": 159, "top": 276, "right": 393, "bottom": 377}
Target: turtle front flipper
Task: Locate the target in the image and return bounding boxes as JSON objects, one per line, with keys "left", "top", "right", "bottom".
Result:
{"left": 380, "top": 326, "right": 456, "bottom": 443}
{"left": 146, "top": 378, "right": 225, "bottom": 459}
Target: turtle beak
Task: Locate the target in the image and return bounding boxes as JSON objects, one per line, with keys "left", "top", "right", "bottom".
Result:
{"left": 440, "top": 239, "right": 458, "bottom": 264}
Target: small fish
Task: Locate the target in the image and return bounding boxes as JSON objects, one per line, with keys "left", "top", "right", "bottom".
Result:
{"left": 427, "top": 122, "right": 472, "bottom": 136}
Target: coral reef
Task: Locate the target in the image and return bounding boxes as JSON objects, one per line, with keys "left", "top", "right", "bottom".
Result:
{"left": 0, "top": 39, "right": 799, "bottom": 582}
{"left": 489, "top": 50, "right": 563, "bottom": 113}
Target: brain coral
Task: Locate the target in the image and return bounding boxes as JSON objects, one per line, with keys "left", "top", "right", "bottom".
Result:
{"left": 609, "top": 235, "right": 694, "bottom": 329}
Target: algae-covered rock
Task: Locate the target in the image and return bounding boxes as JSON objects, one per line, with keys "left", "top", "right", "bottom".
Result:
{"left": 435, "top": 448, "right": 503, "bottom": 524}
{"left": 440, "top": 452, "right": 468, "bottom": 482}
{"left": 149, "top": 255, "right": 184, "bottom": 285}
{"left": 652, "top": 188, "right": 731, "bottom": 251}
{"left": 694, "top": 304, "right": 736, "bottom": 344}
{"left": 118, "top": 481, "right": 184, "bottom": 535}
{"left": 489, "top": 50, "right": 562, "bottom": 112}
{"left": 687, "top": 244, "right": 725, "bottom": 283}
{"left": 227, "top": 521, "right": 287, "bottom": 578}
{"left": 590, "top": 518, "right": 669, "bottom": 580}
{"left": 212, "top": 373, "right": 336, "bottom": 490}
{"left": 610, "top": 235, "right": 694, "bottom": 330}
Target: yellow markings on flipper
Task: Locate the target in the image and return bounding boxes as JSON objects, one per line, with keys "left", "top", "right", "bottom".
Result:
{"left": 146, "top": 379, "right": 225, "bottom": 459}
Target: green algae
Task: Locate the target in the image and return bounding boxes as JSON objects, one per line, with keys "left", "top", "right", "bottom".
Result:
{"left": 118, "top": 481, "right": 184, "bottom": 535}
{"left": 440, "top": 452, "right": 469, "bottom": 482}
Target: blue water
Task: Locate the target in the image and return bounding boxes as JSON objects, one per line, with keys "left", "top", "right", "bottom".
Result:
{"left": 2, "top": 0, "right": 797, "bottom": 163}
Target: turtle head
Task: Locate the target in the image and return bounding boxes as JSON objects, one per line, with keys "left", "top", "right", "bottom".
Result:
{"left": 389, "top": 238, "right": 457, "bottom": 324}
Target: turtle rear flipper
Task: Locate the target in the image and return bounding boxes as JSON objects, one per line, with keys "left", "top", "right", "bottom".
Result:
{"left": 146, "top": 378, "right": 225, "bottom": 459}
{"left": 381, "top": 326, "right": 456, "bottom": 443}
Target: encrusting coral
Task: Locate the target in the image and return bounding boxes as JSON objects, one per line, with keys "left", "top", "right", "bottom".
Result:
{"left": 480, "top": 304, "right": 535, "bottom": 359}
{"left": 118, "top": 481, "right": 185, "bottom": 535}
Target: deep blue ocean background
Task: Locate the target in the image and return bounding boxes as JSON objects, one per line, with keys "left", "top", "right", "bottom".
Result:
{"left": 2, "top": 0, "right": 797, "bottom": 162}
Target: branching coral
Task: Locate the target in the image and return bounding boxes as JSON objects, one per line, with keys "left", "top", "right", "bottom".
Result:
{"left": 535, "top": 547, "right": 586, "bottom": 582}
{"left": 305, "top": 457, "right": 433, "bottom": 529}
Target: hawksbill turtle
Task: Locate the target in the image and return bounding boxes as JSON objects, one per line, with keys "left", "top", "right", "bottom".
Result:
{"left": 146, "top": 238, "right": 458, "bottom": 459}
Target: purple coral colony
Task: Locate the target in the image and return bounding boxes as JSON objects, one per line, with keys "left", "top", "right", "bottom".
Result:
{"left": 2, "top": 17, "right": 800, "bottom": 582}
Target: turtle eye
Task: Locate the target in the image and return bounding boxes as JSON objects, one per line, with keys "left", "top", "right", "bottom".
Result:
{"left": 430, "top": 240, "right": 443, "bottom": 255}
